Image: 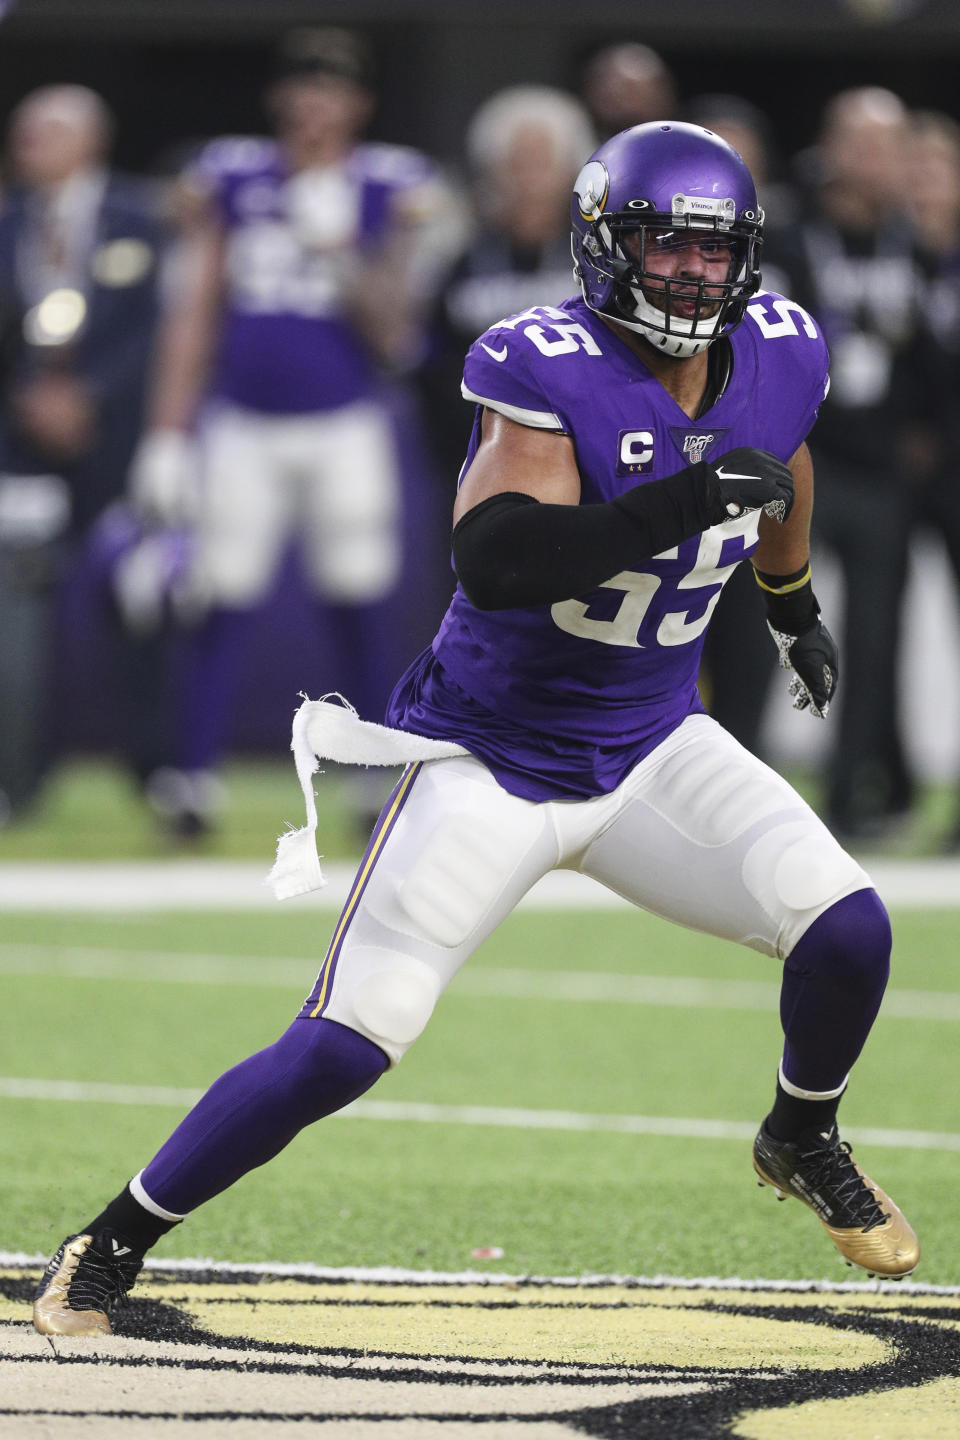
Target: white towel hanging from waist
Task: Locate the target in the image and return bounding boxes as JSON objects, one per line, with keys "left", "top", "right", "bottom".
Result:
{"left": 266, "top": 693, "right": 468, "bottom": 900}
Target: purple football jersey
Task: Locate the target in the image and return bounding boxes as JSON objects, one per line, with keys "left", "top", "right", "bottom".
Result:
{"left": 387, "top": 292, "right": 829, "bottom": 800}
{"left": 192, "top": 136, "right": 438, "bottom": 414}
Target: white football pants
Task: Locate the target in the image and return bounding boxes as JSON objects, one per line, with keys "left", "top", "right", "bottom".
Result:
{"left": 305, "top": 712, "right": 873, "bottom": 1064}
{"left": 193, "top": 399, "right": 402, "bottom": 608}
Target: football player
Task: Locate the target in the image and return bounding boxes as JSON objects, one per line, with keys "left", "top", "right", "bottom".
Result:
{"left": 34, "top": 121, "right": 918, "bottom": 1336}
{"left": 127, "top": 27, "right": 456, "bottom": 835}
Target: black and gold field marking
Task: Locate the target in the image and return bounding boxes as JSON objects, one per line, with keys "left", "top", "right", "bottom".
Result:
{"left": 2, "top": 1267, "right": 960, "bottom": 1437}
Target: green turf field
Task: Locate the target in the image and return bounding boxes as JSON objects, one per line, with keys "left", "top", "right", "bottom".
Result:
{"left": 1, "top": 754, "right": 957, "bottom": 861}
{"left": 2, "top": 898, "right": 957, "bottom": 1285}
{"left": 0, "top": 758, "right": 377, "bottom": 861}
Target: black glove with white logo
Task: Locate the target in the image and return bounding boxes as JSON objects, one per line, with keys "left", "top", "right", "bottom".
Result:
{"left": 770, "top": 620, "right": 839, "bottom": 718}
{"left": 702, "top": 447, "right": 795, "bottom": 525}
{"left": 755, "top": 564, "right": 839, "bottom": 719}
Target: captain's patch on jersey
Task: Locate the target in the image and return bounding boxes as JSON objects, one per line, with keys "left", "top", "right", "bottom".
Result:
{"left": 617, "top": 428, "right": 656, "bottom": 474}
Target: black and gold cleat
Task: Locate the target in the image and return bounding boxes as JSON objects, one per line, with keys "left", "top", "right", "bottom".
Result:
{"left": 753, "top": 1121, "right": 919, "bottom": 1278}
{"left": 33, "top": 1230, "right": 143, "bottom": 1336}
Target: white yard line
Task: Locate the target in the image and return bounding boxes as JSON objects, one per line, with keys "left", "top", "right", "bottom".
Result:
{"left": 1, "top": 1249, "right": 957, "bottom": 1295}
{"left": 0, "top": 858, "right": 958, "bottom": 910}
{"left": 2, "top": 1075, "right": 958, "bottom": 1153}
{"left": 1, "top": 941, "right": 958, "bottom": 1021}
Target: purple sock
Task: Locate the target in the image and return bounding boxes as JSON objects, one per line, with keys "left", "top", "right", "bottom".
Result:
{"left": 179, "top": 608, "right": 254, "bottom": 771}
{"left": 139, "top": 1018, "right": 387, "bottom": 1215}
{"left": 779, "top": 888, "right": 891, "bottom": 1093}
{"left": 318, "top": 600, "right": 396, "bottom": 722}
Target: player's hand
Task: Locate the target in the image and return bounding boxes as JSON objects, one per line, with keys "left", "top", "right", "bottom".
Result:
{"left": 703, "top": 447, "right": 794, "bottom": 524}
{"left": 128, "top": 428, "right": 200, "bottom": 528}
{"left": 767, "top": 619, "right": 839, "bottom": 718}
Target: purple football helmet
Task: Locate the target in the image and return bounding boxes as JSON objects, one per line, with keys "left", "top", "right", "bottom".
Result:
{"left": 571, "top": 121, "right": 763, "bottom": 357}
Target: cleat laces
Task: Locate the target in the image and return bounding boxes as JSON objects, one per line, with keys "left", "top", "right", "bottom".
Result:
{"left": 37, "top": 1231, "right": 143, "bottom": 1316}
{"left": 794, "top": 1136, "right": 886, "bottom": 1231}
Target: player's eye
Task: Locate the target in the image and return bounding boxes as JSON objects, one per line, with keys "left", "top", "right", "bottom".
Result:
{"left": 649, "top": 231, "right": 685, "bottom": 250}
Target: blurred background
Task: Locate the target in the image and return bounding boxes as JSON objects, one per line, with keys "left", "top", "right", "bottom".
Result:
{"left": 2, "top": 0, "right": 960, "bottom": 858}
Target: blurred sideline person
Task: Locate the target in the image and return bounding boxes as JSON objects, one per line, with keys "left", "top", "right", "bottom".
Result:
{"left": 906, "top": 112, "right": 960, "bottom": 849}
{"left": 579, "top": 41, "right": 678, "bottom": 142}
{"left": 129, "top": 28, "right": 455, "bottom": 836}
{"left": 684, "top": 94, "right": 798, "bottom": 758}
{"left": 419, "top": 84, "right": 595, "bottom": 481}
{"left": 763, "top": 88, "right": 929, "bottom": 841}
{"left": 33, "top": 122, "right": 918, "bottom": 1339}
{"left": 0, "top": 85, "right": 167, "bottom": 824}
{"left": 685, "top": 93, "right": 797, "bottom": 232}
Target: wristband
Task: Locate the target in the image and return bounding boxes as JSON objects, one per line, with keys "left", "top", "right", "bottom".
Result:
{"left": 754, "top": 563, "right": 819, "bottom": 636}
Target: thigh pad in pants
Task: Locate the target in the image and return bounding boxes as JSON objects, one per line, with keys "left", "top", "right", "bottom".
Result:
{"left": 576, "top": 715, "right": 872, "bottom": 959}
{"left": 303, "top": 756, "right": 558, "bottom": 1063}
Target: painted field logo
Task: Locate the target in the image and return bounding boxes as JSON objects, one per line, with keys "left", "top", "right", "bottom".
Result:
{"left": 2, "top": 1266, "right": 960, "bottom": 1437}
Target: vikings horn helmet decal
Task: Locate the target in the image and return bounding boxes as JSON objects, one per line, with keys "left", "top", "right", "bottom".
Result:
{"left": 571, "top": 121, "right": 764, "bottom": 357}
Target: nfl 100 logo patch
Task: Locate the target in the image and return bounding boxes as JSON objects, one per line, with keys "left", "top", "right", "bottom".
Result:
{"left": 683, "top": 433, "right": 714, "bottom": 463}
{"left": 668, "top": 426, "right": 730, "bottom": 466}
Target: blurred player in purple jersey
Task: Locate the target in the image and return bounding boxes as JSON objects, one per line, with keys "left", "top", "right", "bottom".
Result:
{"left": 34, "top": 121, "right": 919, "bottom": 1338}
{"left": 127, "top": 27, "right": 456, "bottom": 836}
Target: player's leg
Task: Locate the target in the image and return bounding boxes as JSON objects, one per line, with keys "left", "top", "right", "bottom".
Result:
{"left": 297, "top": 401, "right": 405, "bottom": 827}
{"left": 574, "top": 712, "right": 917, "bottom": 1277}
{"left": 926, "top": 477, "right": 960, "bottom": 849}
{"left": 299, "top": 399, "right": 402, "bottom": 714}
{"left": 163, "top": 407, "right": 291, "bottom": 835}
{"left": 33, "top": 755, "right": 560, "bottom": 1334}
{"left": 814, "top": 460, "right": 913, "bottom": 838}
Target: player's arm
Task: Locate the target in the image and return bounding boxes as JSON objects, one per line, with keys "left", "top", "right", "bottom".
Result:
{"left": 750, "top": 442, "right": 839, "bottom": 718}
{"left": 145, "top": 201, "right": 226, "bottom": 433}
{"left": 128, "top": 199, "right": 226, "bottom": 525}
{"left": 360, "top": 175, "right": 462, "bottom": 371}
{"left": 752, "top": 440, "right": 814, "bottom": 576}
{"left": 452, "top": 408, "right": 795, "bottom": 611}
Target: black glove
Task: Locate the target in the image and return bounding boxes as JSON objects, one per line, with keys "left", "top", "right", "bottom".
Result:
{"left": 702, "top": 447, "right": 795, "bottom": 525}
{"left": 768, "top": 619, "right": 839, "bottom": 718}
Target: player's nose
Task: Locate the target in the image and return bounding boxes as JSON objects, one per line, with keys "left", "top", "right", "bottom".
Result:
{"left": 674, "top": 244, "right": 708, "bottom": 275}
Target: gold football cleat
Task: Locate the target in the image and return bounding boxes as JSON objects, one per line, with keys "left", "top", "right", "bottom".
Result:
{"left": 753, "top": 1122, "right": 920, "bottom": 1279}
{"left": 33, "top": 1231, "right": 142, "bottom": 1335}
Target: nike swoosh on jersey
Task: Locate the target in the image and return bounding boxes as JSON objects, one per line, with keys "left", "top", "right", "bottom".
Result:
{"left": 480, "top": 342, "right": 508, "bottom": 362}
{"left": 715, "top": 465, "right": 762, "bottom": 482}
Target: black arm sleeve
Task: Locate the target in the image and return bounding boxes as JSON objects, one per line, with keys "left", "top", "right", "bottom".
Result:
{"left": 452, "top": 464, "right": 718, "bottom": 611}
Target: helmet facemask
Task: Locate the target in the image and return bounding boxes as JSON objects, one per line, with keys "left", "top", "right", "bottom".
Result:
{"left": 613, "top": 220, "right": 759, "bottom": 356}
{"left": 576, "top": 209, "right": 763, "bottom": 358}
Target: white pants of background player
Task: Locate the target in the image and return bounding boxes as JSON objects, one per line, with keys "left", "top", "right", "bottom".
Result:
{"left": 305, "top": 712, "right": 872, "bottom": 1066}
{"left": 192, "top": 399, "right": 401, "bottom": 608}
